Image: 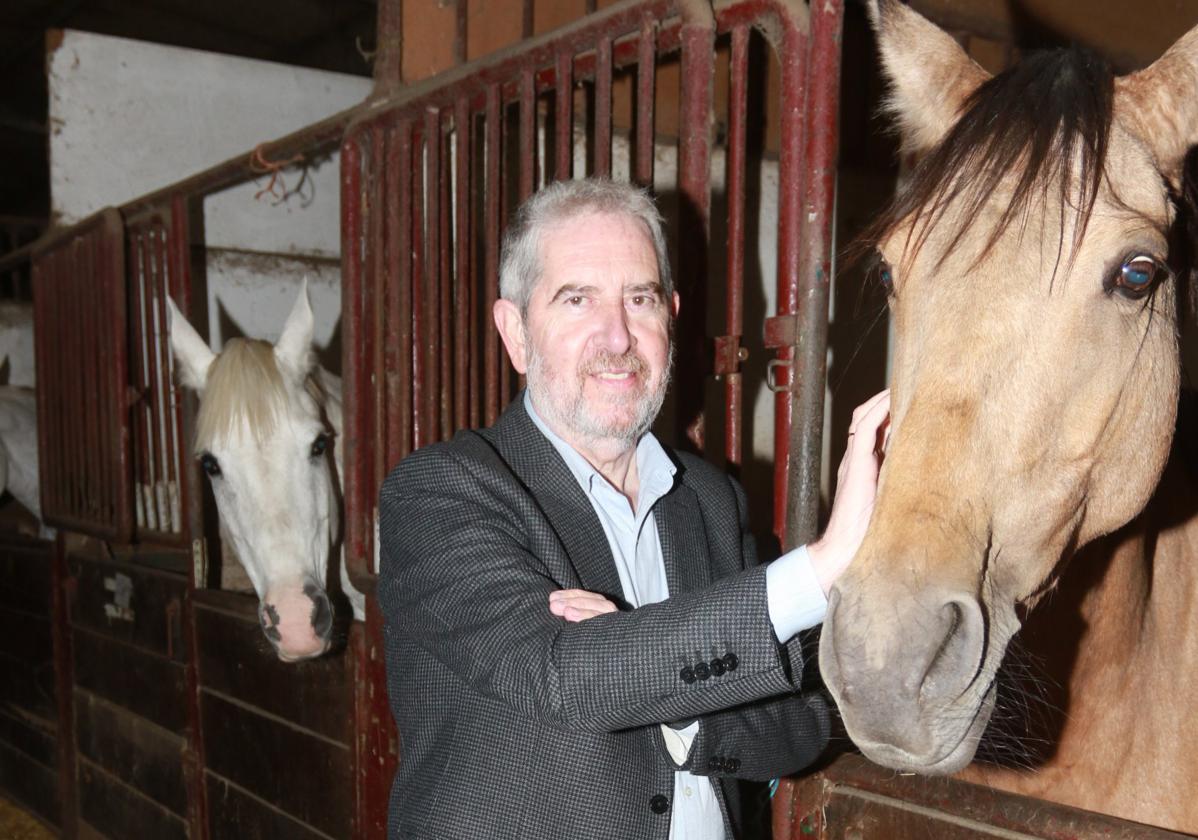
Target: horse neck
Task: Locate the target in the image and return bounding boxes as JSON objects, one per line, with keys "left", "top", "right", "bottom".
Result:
{"left": 1057, "top": 435, "right": 1198, "bottom": 691}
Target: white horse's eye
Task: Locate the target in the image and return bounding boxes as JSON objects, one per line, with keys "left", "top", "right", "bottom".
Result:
{"left": 200, "top": 453, "right": 222, "bottom": 478}
{"left": 310, "top": 433, "right": 331, "bottom": 459}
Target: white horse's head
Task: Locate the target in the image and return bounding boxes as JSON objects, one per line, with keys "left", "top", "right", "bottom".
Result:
{"left": 169, "top": 286, "right": 343, "bottom": 661}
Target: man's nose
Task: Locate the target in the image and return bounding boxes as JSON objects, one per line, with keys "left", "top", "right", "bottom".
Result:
{"left": 595, "top": 302, "right": 633, "bottom": 353}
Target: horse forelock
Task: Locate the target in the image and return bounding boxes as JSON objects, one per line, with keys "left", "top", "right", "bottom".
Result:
{"left": 871, "top": 46, "right": 1117, "bottom": 279}
{"left": 194, "top": 338, "right": 324, "bottom": 452}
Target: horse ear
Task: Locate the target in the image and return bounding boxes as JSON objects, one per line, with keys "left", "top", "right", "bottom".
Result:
{"left": 867, "top": 0, "right": 991, "bottom": 154}
{"left": 275, "top": 279, "right": 315, "bottom": 380}
{"left": 1115, "top": 25, "right": 1198, "bottom": 190}
{"left": 167, "top": 298, "right": 215, "bottom": 392}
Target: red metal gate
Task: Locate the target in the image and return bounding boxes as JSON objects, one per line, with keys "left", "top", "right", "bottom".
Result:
{"left": 18, "top": 0, "right": 847, "bottom": 835}
{"left": 31, "top": 209, "right": 132, "bottom": 542}
{"left": 340, "top": 0, "right": 845, "bottom": 834}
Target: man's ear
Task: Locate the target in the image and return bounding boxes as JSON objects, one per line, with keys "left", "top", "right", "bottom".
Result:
{"left": 492, "top": 298, "right": 529, "bottom": 374}
{"left": 671, "top": 291, "right": 680, "bottom": 320}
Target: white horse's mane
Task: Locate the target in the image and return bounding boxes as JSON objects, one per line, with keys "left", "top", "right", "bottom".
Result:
{"left": 194, "top": 337, "right": 327, "bottom": 451}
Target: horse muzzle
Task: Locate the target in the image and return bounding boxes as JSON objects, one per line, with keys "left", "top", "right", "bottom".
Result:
{"left": 819, "top": 581, "right": 993, "bottom": 772}
{"left": 259, "top": 581, "right": 334, "bottom": 661}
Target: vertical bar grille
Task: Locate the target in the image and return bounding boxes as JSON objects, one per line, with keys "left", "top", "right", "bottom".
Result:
{"left": 125, "top": 208, "right": 191, "bottom": 544}
{"left": 342, "top": 0, "right": 840, "bottom": 633}
{"left": 32, "top": 209, "right": 132, "bottom": 540}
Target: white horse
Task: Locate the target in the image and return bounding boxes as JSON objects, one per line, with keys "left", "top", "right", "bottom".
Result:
{"left": 0, "top": 301, "right": 35, "bottom": 388}
{"left": 168, "top": 285, "right": 364, "bottom": 661}
{"left": 0, "top": 386, "right": 53, "bottom": 539}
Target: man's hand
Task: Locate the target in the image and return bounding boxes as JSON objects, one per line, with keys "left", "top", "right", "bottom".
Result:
{"left": 549, "top": 589, "right": 619, "bottom": 622}
{"left": 807, "top": 389, "right": 891, "bottom": 594}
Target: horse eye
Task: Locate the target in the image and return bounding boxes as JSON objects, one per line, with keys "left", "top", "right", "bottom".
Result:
{"left": 199, "top": 453, "right": 222, "bottom": 478}
{"left": 310, "top": 433, "right": 330, "bottom": 458}
{"left": 1109, "top": 255, "right": 1164, "bottom": 299}
{"left": 871, "top": 251, "right": 895, "bottom": 294}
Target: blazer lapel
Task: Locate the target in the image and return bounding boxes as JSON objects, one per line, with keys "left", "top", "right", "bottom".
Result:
{"left": 654, "top": 479, "right": 711, "bottom": 597}
{"left": 484, "top": 399, "right": 625, "bottom": 601}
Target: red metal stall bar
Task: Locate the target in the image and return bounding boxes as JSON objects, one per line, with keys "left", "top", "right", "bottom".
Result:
{"left": 31, "top": 208, "right": 132, "bottom": 541}
{"left": 764, "top": 0, "right": 844, "bottom": 833}
{"left": 343, "top": 0, "right": 838, "bottom": 584}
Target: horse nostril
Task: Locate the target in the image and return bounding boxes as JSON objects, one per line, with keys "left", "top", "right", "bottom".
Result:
{"left": 918, "top": 596, "right": 985, "bottom": 704}
{"left": 305, "top": 584, "right": 333, "bottom": 639}
{"left": 260, "top": 603, "right": 282, "bottom": 643}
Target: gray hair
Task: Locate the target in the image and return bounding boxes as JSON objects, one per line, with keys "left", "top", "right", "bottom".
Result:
{"left": 498, "top": 178, "right": 673, "bottom": 314}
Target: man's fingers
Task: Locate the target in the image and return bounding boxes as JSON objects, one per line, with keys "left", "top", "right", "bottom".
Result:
{"left": 846, "top": 390, "right": 891, "bottom": 457}
{"left": 549, "top": 589, "right": 618, "bottom": 621}
{"left": 849, "top": 388, "right": 890, "bottom": 429}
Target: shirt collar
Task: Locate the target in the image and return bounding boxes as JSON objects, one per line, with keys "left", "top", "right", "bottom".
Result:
{"left": 523, "top": 390, "right": 676, "bottom": 505}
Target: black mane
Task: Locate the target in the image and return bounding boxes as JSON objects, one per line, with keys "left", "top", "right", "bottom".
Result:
{"left": 874, "top": 46, "right": 1116, "bottom": 275}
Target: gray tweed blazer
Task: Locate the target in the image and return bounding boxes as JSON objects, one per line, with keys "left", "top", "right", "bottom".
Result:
{"left": 377, "top": 398, "right": 829, "bottom": 840}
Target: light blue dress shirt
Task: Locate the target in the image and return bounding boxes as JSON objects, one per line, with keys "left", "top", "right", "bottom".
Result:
{"left": 525, "top": 393, "right": 827, "bottom": 839}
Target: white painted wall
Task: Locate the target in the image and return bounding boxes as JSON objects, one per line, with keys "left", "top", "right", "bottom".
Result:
{"left": 48, "top": 29, "right": 369, "bottom": 362}
{"left": 49, "top": 30, "right": 369, "bottom": 225}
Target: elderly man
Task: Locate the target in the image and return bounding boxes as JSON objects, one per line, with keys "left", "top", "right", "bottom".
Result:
{"left": 378, "top": 178, "right": 889, "bottom": 839}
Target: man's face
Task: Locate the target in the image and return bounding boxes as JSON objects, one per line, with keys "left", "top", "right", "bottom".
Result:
{"left": 495, "top": 211, "right": 678, "bottom": 452}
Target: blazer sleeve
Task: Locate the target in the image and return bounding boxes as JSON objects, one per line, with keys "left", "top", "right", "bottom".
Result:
{"left": 377, "top": 442, "right": 803, "bottom": 734}
{"left": 676, "top": 469, "right": 831, "bottom": 780}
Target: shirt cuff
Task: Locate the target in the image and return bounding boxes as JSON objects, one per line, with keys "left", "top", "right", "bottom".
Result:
{"left": 765, "top": 544, "right": 828, "bottom": 642}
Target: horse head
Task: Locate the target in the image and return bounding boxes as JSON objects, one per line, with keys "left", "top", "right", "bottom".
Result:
{"left": 820, "top": 0, "right": 1197, "bottom": 773}
{"left": 169, "top": 284, "right": 346, "bottom": 661}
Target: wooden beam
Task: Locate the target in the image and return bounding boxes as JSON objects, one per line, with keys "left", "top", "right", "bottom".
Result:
{"left": 910, "top": 0, "right": 1198, "bottom": 70}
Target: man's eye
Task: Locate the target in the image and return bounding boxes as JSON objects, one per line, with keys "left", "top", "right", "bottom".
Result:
{"left": 566, "top": 295, "right": 585, "bottom": 306}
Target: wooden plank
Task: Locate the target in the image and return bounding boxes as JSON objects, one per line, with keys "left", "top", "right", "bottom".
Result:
{"left": 821, "top": 787, "right": 1044, "bottom": 840}
{"left": 74, "top": 691, "right": 188, "bottom": 817}
{"left": 207, "top": 774, "right": 334, "bottom": 840}
{"left": 0, "top": 612, "right": 56, "bottom": 719}
{"left": 194, "top": 597, "right": 352, "bottom": 743}
{"left": 0, "top": 739, "right": 60, "bottom": 829}
{"left": 72, "top": 631, "right": 188, "bottom": 734}
{"left": 0, "top": 707, "right": 56, "bottom": 768}
{"left": 0, "top": 540, "right": 52, "bottom": 616}
{"left": 69, "top": 555, "right": 188, "bottom": 662}
{"left": 789, "top": 754, "right": 1193, "bottom": 840}
{"left": 202, "top": 691, "right": 351, "bottom": 838}
{"left": 77, "top": 759, "right": 187, "bottom": 840}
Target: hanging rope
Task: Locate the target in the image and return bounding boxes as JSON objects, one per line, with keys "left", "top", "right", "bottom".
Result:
{"left": 249, "top": 144, "right": 305, "bottom": 203}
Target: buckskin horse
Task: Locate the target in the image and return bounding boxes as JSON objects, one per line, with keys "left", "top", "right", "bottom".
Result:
{"left": 819, "top": 1, "right": 1198, "bottom": 832}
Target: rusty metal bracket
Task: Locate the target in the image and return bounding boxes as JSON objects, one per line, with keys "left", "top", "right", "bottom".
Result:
{"left": 766, "top": 358, "right": 792, "bottom": 393}
{"left": 763, "top": 312, "right": 799, "bottom": 350}
{"left": 712, "top": 334, "right": 748, "bottom": 380}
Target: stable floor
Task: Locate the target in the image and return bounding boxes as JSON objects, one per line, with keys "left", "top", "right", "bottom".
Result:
{"left": 0, "top": 795, "right": 55, "bottom": 840}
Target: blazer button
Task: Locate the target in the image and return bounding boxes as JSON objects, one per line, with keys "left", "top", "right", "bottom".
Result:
{"left": 650, "top": 794, "right": 670, "bottom": 814}
{"left": 680, "top": 666, "right": 696, "bottom": 684}
{"left": 722, "top": 652, "right": 739, "bottom": 672}
{"left": 710, "top": 657, "right": 726, "bottom": 677}
{"left": 694, "top": 661, "right": 711, "bottom": 681}
{"left": 708, "top": 756, "right": 722, "bottom": 772}
{"left": 727, "top": 757, "right": 741, "bottom": 772}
